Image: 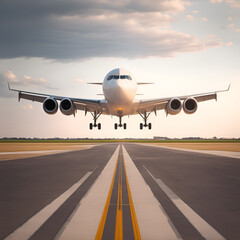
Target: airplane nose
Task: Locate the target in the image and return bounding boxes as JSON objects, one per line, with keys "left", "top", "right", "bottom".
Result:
{"left": 115, "top": 79, "right": 127, "bottom": 90}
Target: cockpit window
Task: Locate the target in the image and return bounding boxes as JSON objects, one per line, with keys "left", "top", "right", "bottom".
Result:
{"left": 120, "top": 75, "right": 132, "bottom": 80}
{"left": 107, "top": 75, "right": 119, "bottom": 80}
{"left": 107, "top": 75, "right": 132, "bottom": 80}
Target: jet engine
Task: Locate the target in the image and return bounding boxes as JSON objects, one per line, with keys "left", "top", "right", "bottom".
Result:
{"left": 60, "top": 98, "right": 76, "bottom": 115}
{"left": 166, "top": 98, "right": 182, "bottom": 115}
{"left": 43, "top": 97, "right": 58, "bottom": 115}
{"left": 183, "top": 98, "right": 198, "bottom": 114}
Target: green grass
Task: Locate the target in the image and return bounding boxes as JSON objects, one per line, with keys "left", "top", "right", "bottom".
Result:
{"left": 0, "top": 139, "right": 240, "bottom": 143}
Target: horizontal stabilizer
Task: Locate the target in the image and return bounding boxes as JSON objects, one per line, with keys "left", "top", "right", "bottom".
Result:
{"left": 137, "top": 82, "right": 154, "bottom": 85}
{"left": 87, "top": 83, "right": 102, "bottom": 85}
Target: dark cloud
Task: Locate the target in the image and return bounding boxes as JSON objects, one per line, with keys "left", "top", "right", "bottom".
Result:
{"left": 0, "top": 0, "right": 222, "bottom": 60}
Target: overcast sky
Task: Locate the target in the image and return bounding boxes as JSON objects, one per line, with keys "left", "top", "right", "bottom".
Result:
{"left": 0, "top": 0, "right": 239, "bottom": 138}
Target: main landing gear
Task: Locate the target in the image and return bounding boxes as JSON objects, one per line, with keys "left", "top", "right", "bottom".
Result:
{"left": 114, "top": 116, "right": 127, "bottom": 130}
{"left": 89, "top": 110, "right": 102, "bottom": 130}
{"left": 138, "top": 110, "right": 152, "bottom": 130}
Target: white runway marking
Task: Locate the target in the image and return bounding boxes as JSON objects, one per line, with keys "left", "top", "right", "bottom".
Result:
{"left": 0, "top": 150, "right": 71, "bottom": 155}
{"left": 0, "top": 145, "right": 95, "bottom": 156}
{"left": 122, "top": 145, "right": 180, "bottom": 240}
{"left": 145, "top": 166, "right": 226, "bottom": 240}
{"left": 57, "top": 145, "right": 120, "bottom": 240}
{"left": 141, "top": 144, "right": 240, "bottom": 159}
{"left": 4, "top": 172, "right": 92, "bottom": 240}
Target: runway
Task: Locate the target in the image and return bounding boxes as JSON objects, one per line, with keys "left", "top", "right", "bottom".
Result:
{"left": 0, "top": 143, "right": 239, "bottom": 240}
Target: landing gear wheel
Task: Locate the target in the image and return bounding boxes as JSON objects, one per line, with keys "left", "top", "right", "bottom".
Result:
{"left": 140, "top": 123, "right": 143, "bottom": 130}
{"left": 98, "top": 123, "right": 101, "bottom": 130}
{"left": 89, "top": 123, "right": 93, "bottom": 130}
{"left": 123, "top": 123, "right": 127, "bottom": 129}
{"left": 148, "top": 123, "right": 152, "bottom": 130}
{"left": 114, "top": 123, "right": 118, "bottom": 129}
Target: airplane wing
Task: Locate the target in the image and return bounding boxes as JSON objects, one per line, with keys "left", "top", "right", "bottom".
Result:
{"left": 8, "top": 84, "right": 106, "bottom": 113}
{"left": 136, "top": 85, "right": 230, "bottom": 114}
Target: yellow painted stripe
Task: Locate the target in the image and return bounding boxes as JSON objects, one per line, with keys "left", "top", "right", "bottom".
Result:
{"left": 123, "top": 155, "right": 142, "bottom": 240}
{"left": 95, "top": 156, "right": 119, "bottom": 240}
{"left": 115, "top": 161, "right": 123, "bottom": 240}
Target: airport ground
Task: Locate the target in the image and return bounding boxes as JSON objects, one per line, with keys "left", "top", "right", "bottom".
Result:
{"left": 0, "top": 142, "right": 240, "bottom": 239}
{"left": 0, "top": 140, "right": 240, "bottom": 161}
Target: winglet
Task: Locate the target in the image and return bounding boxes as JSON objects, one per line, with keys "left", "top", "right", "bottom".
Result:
{"left": 8, "top": 82, "right": 11, "bottom": 90}
{"left": 227, "top": 84, "right": 231, "bottom": 91}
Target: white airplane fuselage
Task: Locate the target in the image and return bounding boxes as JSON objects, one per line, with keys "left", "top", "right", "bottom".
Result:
{"left": 102, "top": 68, "right": 137, "bottom": 116}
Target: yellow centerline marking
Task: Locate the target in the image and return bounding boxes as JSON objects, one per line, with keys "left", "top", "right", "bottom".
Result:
{"left": 96, "top": 147, "right": 141, "bottom": 240}
{"left": 123, "top": 155, "right": 141, "bottom": 240}
{"left": 95, "top": 156, "right": 119, "bottom": 240}
{"left": 115, "top": 160, "right": 123, "bottom": 240}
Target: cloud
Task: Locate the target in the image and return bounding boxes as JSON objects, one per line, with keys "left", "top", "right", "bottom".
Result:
{"left": 2, "top": 71, "right": 19, "bottom": 83}
{"left": 0, "top": 70, "right": 51, "bottom": 98}
{"left": 22, "top": 75, "right": 47, "bottom": 87}
{"left": 186, "top": 15, "right": 194, "bottom": 21}
{"left": 201, "top": 17, "right": 208, "bottom": 22}
{"left": 0, "top": 0, "right": 223, "bottom": 60}
{"left": 226, "top": 22, "right": 240, "bottom": 32}
{"left": 210, "top": 0, "right": 223, "bottom": 3}
{"left": 21, "top": 104, "right": 33, "bottom": 110}
{"left": 225, "top": 0, "right": 240, "bottom": 8}
{"left": 74, "top": 78, "right": 85, "bottom": 83}
{"left": 210, "top": 0, "right": 240, "bottom": 8}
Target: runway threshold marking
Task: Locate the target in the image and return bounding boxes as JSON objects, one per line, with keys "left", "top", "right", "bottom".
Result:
{"left": 4, "top": 172, "right": 92, "bottom": 240}
{"left": 144, "top": 166, "right": 226, "bottom": 240}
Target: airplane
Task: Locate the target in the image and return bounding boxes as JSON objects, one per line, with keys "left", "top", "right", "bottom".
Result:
{"left": 8, "top": 68, "right": 230, "bottom": 130}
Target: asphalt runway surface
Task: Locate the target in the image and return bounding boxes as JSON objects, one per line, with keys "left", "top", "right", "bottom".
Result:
{"left": 0, "top": 143, "right": 239, "bottom": 240}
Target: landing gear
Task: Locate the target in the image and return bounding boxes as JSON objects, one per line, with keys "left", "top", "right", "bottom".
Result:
{"left": 139, "top": 111, "right": 152, "bottom": 130}
{"left": 114, "top": 116, "right": 127, "bottom": 130}
{"left": 89, "top": 110, "right": 102, "bottom": 130}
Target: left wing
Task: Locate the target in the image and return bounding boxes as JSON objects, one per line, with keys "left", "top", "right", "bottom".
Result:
{"left": 135, "top": 85, "right": 230, "bottom": 114}
{"left": 8, "top": 84, "right": 107, "bottom": 114}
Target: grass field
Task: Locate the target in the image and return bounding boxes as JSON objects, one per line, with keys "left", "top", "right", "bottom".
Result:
{"left": 0, "top": 139, "right": 240, "bottom": 162}
{"left": 0, "top": 143, "right": 94, "bottom": 161}
{"left": 1, "top": 139, "right": 240, "bottom": 143}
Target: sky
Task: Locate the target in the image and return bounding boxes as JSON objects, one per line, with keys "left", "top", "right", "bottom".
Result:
{"left": 0, "top": 0, "right": 239, "bottom": 139}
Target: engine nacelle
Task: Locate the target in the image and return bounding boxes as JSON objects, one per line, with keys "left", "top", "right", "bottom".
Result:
{"left": 183, "top": 97, "right": 198, "bottom": 114}
{"left": 43, "top": 97, "right": 58, "bottom": 115}
{"left": 60, "top": 98, "right": 75, "bottom": 116}
{"left": 166, "top": 98, "right": 182, "bottom": 115}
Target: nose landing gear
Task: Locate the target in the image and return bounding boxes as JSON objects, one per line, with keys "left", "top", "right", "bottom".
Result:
{"left": 114, "top": 116, "right": 127, "bottom": 129}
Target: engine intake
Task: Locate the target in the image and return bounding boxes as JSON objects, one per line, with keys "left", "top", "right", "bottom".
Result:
{"left": 183, "top": 98, "right": 198, "bottom": 114}
{"left": 43, "top": 97, "right": 58, "bottom": 115}
{"left": 60, "top": 98, "right": 75, "bottom": 115}
{"left": 166, "top": 98, "right": 182, "bottom": 115}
